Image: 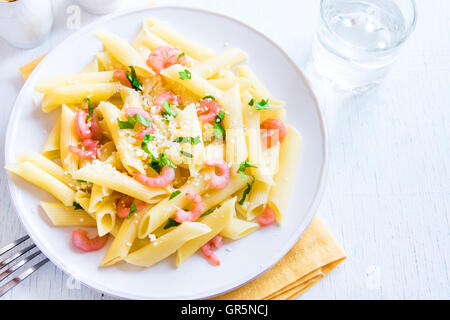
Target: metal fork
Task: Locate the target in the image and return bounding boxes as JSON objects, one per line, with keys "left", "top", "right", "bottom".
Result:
{"left": 0, "top": 235, "right": 49, "bottom": 297}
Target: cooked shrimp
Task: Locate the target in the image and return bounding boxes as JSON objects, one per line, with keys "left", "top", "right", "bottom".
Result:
{"left": 201, "top": 235, "right": 224, "bottom": 266}
{"left": 69, "top": 139, "right": 99, "bottom": 160}
{"left": 113, "top": 69, "right": 132, "bottom": 88}
{"left": 72, "top": 228, "right": 108, "bottom": 252}
{"left": 136, "top": 126, "right": 155, "bottom": 140}
{"left": 205, "top": 159, "right": 231, "bottom": 189}
{"left": 75, "top": 110, "right": 92, "bottom": 140}
{"left": 155, "top": 91, "right": 181, "bottom": 111}
{"left": 196, "top": 98, "right": 220, "bottom": 123}
{"left": 90, "top": 112, "right": 103, "bottom": 141}
{"left": 116, "top": 196, "right": 147, "bottom": 218}
{"left": 124, "top": 107, "right": 154, "bottom": 140}
{"left": 146, "top": 46, "right": 186, "bottom": 74}
{"left": 174, "top": 192, "right": 204, "bottom": 223}
{"left": 133, "top": 165, "right": 175, "bottom": 188}
{"left": 260, "top": 119, "right": 286, "bottom": 149}
{"left": 258, "top": 206, "right": 276, "bottom": 226}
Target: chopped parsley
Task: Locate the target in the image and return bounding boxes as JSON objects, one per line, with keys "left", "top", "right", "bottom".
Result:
{"left": 164, "top": 218, "right": 180, "bottom": 229}
{"left": 177, "top": 52, "right": 185, "bottom": 62}
{"left": 248, "top": 98, "right": 255, "bottom": 106}
{"left": 178, "top": 69, "right": 192, "bottom": 80}
{"left": 169, "top": 190, "right": 182, "bottom": 200}
{"left": 73, "top": 202, "right": 83, "bottom": 210}
{"left": 126, "top": 66, "right": 142, "bottom": 91}
{"left": 161, "top": 101, "right": 177, "bottom": 122}
{"left": 202, "top": 95, "right": 215, "bottom": 100}
{"left": 83, "top": 97, "right": 94, "bottom": 121}
{"left": 249, "top": 98, "right": 270, "bottom": 110}
{"left": 173, "top": 136, "right": 201, "bottom": 145}
{"left": 134, "top": 113, "right": 152, "bottom": 127}
{"left": 180, "top": 150, "right": 193, "bottom": 158}
{"left": 76, "top": 179, "right": 86, "bottom": 183}
{"left": 237, "top": 161, "right": 258, "bottom": 180}
{"left": 149, "top": 153, "right": 176, "bottom": 174}
{"left": 117, "top": 113, "right": 152, "bottom": 129}
{"left": 213, "top": 111, "right": 226, "bottom": 141}
{"left": 199, "top": 208, "right": 214, "bottom": 218}
{"left": 238, "top": 177, "right": 255, "bottom": 205}
{"left": 126, "top": 203, "right": 137, "bottom": 219}
{"left": 141, "top": 133, "right": 155, "bottom": 155}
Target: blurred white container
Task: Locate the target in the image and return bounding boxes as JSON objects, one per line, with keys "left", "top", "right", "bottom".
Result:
{"left": 0, "top": 0, "right": 53, "bottom": 49}
{"left": 76, "top": 0, "right": 121, "bottom": 15}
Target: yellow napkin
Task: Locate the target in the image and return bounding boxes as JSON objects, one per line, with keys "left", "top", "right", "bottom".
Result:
{"left": 20, "top": 56, "right": 346, "bottom": 300}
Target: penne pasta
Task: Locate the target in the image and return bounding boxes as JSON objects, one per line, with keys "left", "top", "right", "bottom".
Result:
{"left": 35, "top": 71, "right": 116, "bottom": 94}
{"left": 41, "top": 116, "right": 61, "bottom": 159}
{"left": 60, "top": 105, "right": 79, "bottom": 176}
{"left": 192, "top": 48, "right": 248, "bottom": 79}
{"left": 40, "top": 201, "right": 97, "bottom": 227}
{"left": 221, "top": 217, "right": 259, "bottom": 240}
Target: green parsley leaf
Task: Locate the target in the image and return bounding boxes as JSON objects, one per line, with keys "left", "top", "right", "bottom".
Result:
{"left": 255, "top": 99, "right": 270, "bottom": 110}
{"left": 238, "top": 177, "right": 255, "bottom": 205}
{"left": 164, "top": 218, "right": 180, "bottom": 229}
{"left": 169, "top": 190, "right": 182, "bottom": 200}
{"left": 141, "top": 134, "right": 155, "bottom": 154}
{"left": 117, "top": 115, "right": 136, "bottom": 129}
{"left": 161, "top": 101, "right": 177, "bottom": 121}
{"left": 237, "top": 161, "right": 258, "bottom": 180}
{"left": 126, "top": 66, "right": 142, "bottom": 91}
{"left": 213, "top": 111, "right": 226, "bottom": 140}
{"left": 248, "top": 98, "right": 255, "bottom": 106}
{"left": 180, "top": 150, "right": 193, "bottom": 158}
{"left": 177, "top": 52, "right": 185, "bottom": 62}
{"left": 178, "top": 69, "right": 192, "bottom": 80}
{"left": 134, "top": 113, "right": 152, "bottom": 127}
{"left": 83, "top": 97, "right": 94, "bottom": 121}
{"left": 200, "top": 208, "right": 214, "bottom": 218}
{"left": 73, "top": 202, "right": 83, "bottom": 210}
{"left": 126, "top": 203, "right": 137, "bottom": 219}
{"left": 149, "top": 153, "right": 177, "bottom": 174}
{"left": 76, "top": 179, "right": 86, "bottom": 183}
{"left": 172, "top": 136, "right": 201, "bottom": 145}
{"left": 202, "top": 95, "right": 215, "bottom": 100}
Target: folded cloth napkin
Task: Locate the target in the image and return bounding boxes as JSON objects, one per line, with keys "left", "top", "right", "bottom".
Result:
{"left": 20, "top": 56, "right": 346, "bottom": 300}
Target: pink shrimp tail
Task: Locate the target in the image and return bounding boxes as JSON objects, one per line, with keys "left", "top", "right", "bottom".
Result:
{"left": 205, "top": 159, "right": 231, "bottom": 189}
{"left": 72, "top": 228, "right": 108, "bottom": 252}
{"left": 211, "top": 235, "right": 224, "bottom": 249}
{"left": 136, "top": 126, "right": 155, "bottom": 140}
{"left": 260, "top": 119, "right": 286, "bottom": 149}
{"left": 258, "top": 206, "right": 276, "bottom": 226}
{"left": 113, "top": 69, "right": 132, "bottom": 88}
{"left": 146, "top": 46, "right": 186, "bottom": 74}
{"left": 116, "top": 196, "right": 147, "bottom": 218}
{"left": 90, "top": 112, "right": 103, "bottom": 141}
{"left": 133, "top": 165, "right": 175, "bottom": 188}
{"left": 174, "top": 192, "right": 204, "bottom": 223}
{"left": 155, "top": 91, "right": 181, "bottom": 112}
{"left": 124, "top": 107, "right": 152, "bottom": 120}
{"left": 196, "top": 99, "right": 220, "bottom": 123}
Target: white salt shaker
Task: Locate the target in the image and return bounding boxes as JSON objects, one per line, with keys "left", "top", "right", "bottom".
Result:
{"left": 0, "top": 0, "right": 53, "bottom": 49}
{"left": 76, "top": 0, "right": 121, "bottom": 15}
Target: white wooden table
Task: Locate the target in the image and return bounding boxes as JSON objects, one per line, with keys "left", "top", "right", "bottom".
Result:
{"left": 0, "top": 0, "right": 448, "bottom": 300}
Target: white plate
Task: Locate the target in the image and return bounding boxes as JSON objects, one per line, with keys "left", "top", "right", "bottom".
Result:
{"left": 4, "top": 6, "right": 327, "bottom": 300}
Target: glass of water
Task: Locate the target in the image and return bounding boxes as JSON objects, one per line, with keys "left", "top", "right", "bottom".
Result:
{"left": 311, "top": 0, "right": 417, "bottom": 92}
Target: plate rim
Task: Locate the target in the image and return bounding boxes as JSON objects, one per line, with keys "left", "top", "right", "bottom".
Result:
{"left": 4, "top": 4, "right": 329, "bottom": 300}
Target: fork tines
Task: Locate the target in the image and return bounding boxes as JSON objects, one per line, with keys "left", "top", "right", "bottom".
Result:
{"left": 0, "top": 236, "right": 48, "bottom": 297}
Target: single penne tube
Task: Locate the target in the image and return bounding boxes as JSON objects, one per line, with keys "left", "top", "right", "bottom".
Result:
{"left": 96, "top": 198, "right": 116, "bottom": 236}
{"left": 220, "top": 217, "right": 259, "bottom": 240}
{"left": 101, "top": 204, "right": 149, "bottom": 266}
{"left": 96, "top": 31, "right": 153, "bottom": 77}
{"left": 40, "top": 201, "right": 96, "bottom": 227}
{"left": 259, "top": 105, "right": 287, "bottom": 123}
{"left": 131, "top": 29, "right": 152, "bottom": 59}
{"left": 16, "top": 151, "right": 77, "bottom": 189}
{"left": 161, "top": 64, "right": 223, "bottom": 99}
{"left": 119, "top": 86, "right": 143, "bottom": 108}
{"left": 237, "top": 180, "right": 271, "bottom": 221}
{"left": 204, "top": 141, "right": 224, "bottom": 162}
{"left": 97, "top": 51, "right": 123, "bottom": 71}
{"left": 41, "top": 116, "right": 61, "bottom": 159}
{"left": 74, "top": 190, "right": 91, "bottom": 214}
{"left": 74, "top": 161, "right": 167, "bottom": 204}
{"left": 176, "top": 197, "right": 235, "bottom": 266}
{"left": 268, "top": 125, "right": 302, "bottom": 224}
{"left": 142, "top": 20, "right": 171, "bottom": 50}
{"left": 202, "top": 174, "right": 250, "bottom": 210}
{"left": 6, "top": 162, "right": 75, "bottom": 206}
{"left": 221, "top": 85, "right": 247, "bottom": 171}
{"left": 137, "top": 172, "right": 210, "bottom": 238}
{"left": 60, "top": 105, "right": 79, "bottom": 176}
{"left": 208, "top": 77, "right": 251, "bottom": 92}
{"left": 145, "top": 17, "right": 215, "bottom": 61}
{"left": 35, "top": 71, "right": 116, "bottom": 94}
{"left": 88, "top": 184, "right": 112, "bottom": 214}
{"left": 192, "top": 48, "right": 248, "bottom": 79}
{"left": 41, "top": 83, "right": 120, "bottom": 112}
{"left": 237, "top": 65, "right": 277, "bottom": 103}
{"left": 98, "top": 101, "right": 145, "bottom": 174}
{"left": 125, "top": 222, "right": 211, "bottom": 267}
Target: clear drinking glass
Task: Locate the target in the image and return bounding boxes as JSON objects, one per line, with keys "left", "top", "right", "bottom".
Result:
{"left": 311, "top": 0, "right": 417, "bottom": 92}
